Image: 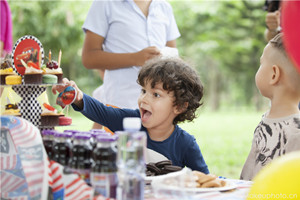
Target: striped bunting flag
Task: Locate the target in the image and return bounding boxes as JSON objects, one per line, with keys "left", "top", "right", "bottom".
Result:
{"left": 1, "top": 116, "right": 49, "bottom": 200}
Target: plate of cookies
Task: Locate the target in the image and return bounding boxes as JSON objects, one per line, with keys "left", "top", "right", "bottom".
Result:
{"left": 151, "top": 168, "right": 237, "bottom": 194}
{"left": 145, "top": 160, "right": 183, "bottom": 184}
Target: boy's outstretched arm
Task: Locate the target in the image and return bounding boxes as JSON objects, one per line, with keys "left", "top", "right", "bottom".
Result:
{"left": 51, "top": 78, "right": 84, "bottom": 109}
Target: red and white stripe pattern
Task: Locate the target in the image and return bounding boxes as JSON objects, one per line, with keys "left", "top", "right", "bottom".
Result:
{"left": 2, "top": 117, "right": 96, "bottom": 200}
{"left": 49, "top": 160, "right": 64, "bottom": 192}
{"left": 47, "top": 159, "right": 53, "bottom": 186}
{"left": 0, "top": 171, "right": 26, "bottom": 195}
{"left": 64, "top": 176, "right": 93, "bottom": 200}
{"left": 48, "top": 160, "right": 93, "bottom": 200}
{"left": 10, "top": 118, "right": 45, "bottom": 198}
{"left": 10, "top": 119, "right": 38, "bottom": 147}
{"left": 21, "top": 160, "right": 45, "bottom": 198}
{"left": 0, "top": 154, "right": 18, "bottom": 170}
{"left": 1, "top": 117, "right": 47, "bottom": 199}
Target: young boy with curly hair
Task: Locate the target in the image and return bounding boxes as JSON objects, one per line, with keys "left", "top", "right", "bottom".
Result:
{"left": 240, "top": 33, "right": 300, "bottom": 180}
{"left": 52, "top": 58, "right": 209, "bottom": 174}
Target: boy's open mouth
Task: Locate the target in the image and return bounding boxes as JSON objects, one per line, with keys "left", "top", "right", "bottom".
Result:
{"left": 141, "top": 108, "right": 152, "bottom": 122}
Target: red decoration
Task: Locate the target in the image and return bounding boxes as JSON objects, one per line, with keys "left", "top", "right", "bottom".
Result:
{"left": 12, "top": 36, "right": 43, "bottom": 75}
{"left": 56, "top": 86, "right": 77, "bottom": 109}
{"left": 282, "top": 1, "right": 300, "bottom": 73}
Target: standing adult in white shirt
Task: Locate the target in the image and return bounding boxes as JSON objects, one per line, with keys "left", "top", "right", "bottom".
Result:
{"left": 82, "top": 0, "right": 180, "bottom": 129}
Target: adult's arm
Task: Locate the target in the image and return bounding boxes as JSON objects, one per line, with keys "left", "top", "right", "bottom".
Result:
{"left": 81, "top": 30, "right": 160, "bottom": 70}
{"left": 166, "top": 40, "right": 176, "bottom": 48}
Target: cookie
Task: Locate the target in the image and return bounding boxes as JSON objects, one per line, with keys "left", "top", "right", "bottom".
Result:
{"left": 59, "top": 116, "right": 72, "bottom": 125}
{"left": 163, "top": 165, "right": 182, "bottom": 173}
{"left": 146, "top": 160, "right": 183, "bottom": 176}
{"left": 193, "top": 171, "right": 217, "bottom": 184}
{"left": 42, "top": 74, "right": 57, "bottom": 84}
{"left": 192, "top": 171, "right": 206, "bottom": 181}
{"left": 220, "top": 180, "right": 227, "bottom": 187}
{"left": 201, "top": 179, "right": 222, "bottom": 188}
{"left": 146, "top": 163, "right": 161, "bottom": 175}
{"left": 6, "top": 75, "right": 22, "bottom": 85}
{"left": 155, "top": 160, "right": 172, "bottom": 168}
{"left": 146, "top": 170, "right": 155, "bottom": 176}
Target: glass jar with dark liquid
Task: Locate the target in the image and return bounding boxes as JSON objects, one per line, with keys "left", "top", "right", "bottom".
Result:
{"left": 41, "top": 130, "right": 56, "bottom": 160}
{"left": 68, "top": 132, "right": 93, "bottom": 185}
{"left": 91, "top": 134, "right": 118, "bottom": 198}
{"left": 52, "top": 131, "right": 73, "bottom": 166}
{"left": 89, "top": 129, "right": 110, "bottom": 150}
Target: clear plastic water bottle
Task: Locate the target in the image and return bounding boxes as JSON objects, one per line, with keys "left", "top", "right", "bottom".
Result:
{"left": 116, "top": 117, "right": 146, "bottom": 200}
{"left": 91, "top": 134, "right": 118, "bottom": 198}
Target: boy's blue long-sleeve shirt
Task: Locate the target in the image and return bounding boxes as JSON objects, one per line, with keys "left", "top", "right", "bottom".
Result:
{"left": 72, "top": 94, "right": 209, "bottom": 174}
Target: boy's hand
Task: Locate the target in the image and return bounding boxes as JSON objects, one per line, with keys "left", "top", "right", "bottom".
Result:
{"left": 52, "top": 78, "right": 84, "bottom": 107}
{"left": 135, "top": 46, "right": 161, "bottom": 66}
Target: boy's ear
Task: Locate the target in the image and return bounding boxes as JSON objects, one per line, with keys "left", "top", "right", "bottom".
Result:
{"left": 174, "top": 102, "right": 188, "bottom": 114}
{"left": 270, "top": 64, "right": 281, "bottom": 85}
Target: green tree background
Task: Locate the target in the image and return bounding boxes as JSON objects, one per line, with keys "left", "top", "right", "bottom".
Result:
{"left": 9, "top": 0, "right": 268, "bottom": 111}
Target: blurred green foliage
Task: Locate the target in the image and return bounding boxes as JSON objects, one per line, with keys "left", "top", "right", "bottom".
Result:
{"left": 10, "top": 0, "right": 100, "bottom": 95}
{"left": 9, "top": 0, "right": 268, "bottom": 110}
{"left": 171, "top": 0, "right": 267, "bottom": 110}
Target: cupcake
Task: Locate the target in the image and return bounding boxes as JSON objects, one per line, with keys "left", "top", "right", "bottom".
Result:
{"left": 2, "top": 103, "right": 21, "bottom": 117}
{"left": 42, "top": 74, "right": 58, "bottom": 84}
{"left": 40, "top": 103, "right": 64, "bottom": 127}
{"left": 42, "top": 50, "right": 63, "bottom": 83}
{"left": 58, "top": 116, "right": 72, "bottom": 126}
{"left": 23, "top": 61, "right": 43, "bottom": 84}
{"left": 6, "top": 75, "right": 22, "bottom": 85}
{"left": 0, "top": 59, "right": 16, "bottom": 85}
{"left": 42, "top": 61, "right": 63, "bottom": 83}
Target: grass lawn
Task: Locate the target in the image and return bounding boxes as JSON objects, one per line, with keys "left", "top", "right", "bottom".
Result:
{"left": 179, "top": 109, "right": 262, "bottom": 179}
{"left": 57, "top": 108, "right": 262, "bottom": 179}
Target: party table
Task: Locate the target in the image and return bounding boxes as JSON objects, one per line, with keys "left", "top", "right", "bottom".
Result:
{"left": 144, "top": 178, "right": 252, "bottom": 200}
{"left": 1, "top": 115, "right": 253, "bottom": 200}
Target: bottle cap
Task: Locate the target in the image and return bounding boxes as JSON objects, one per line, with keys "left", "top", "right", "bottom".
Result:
{"left": 96, "top": 134, "right": 117, "bottom": 142}
{"left": 74, "top": 132, "right": 91, "bottom": 140}
{"left": 89, "top": 129, "right": 109, "bottom": 138}
{"left": 54, "top": 131, "right": 72, "bottom": 138}
{"left": 123, "top": 117, "right": 141, "bottom": 131}
{"left": 42, "top": 130, "right": 57, "bottom": 136}
{"left": 90, "top": 129, "right": 106, "bottom": 133}
{"left": 64, "top": 130, "right": 79, "bottom": 135}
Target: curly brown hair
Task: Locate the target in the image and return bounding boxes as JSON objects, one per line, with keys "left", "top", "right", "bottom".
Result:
{"left": 137, "top": 58, "right": 204, "bottom": 124}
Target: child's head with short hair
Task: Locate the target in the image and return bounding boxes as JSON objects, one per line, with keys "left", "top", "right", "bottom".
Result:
{"left": 256, "top": 33, "right": 300, "bottom": 99}
{"left": 269, "top": 33, "right": 300, "bottom": 93}
{"left": 138, "top": 57, "right": 204, "bottom": 125}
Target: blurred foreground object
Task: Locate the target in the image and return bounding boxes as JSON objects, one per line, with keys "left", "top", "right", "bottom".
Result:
{"left": 282, "top": 0, "right": 300, "bottom": 73}
{"left": 0, "top": 116, "right": 49, "bottom": 199}
{"left": 0, "top": 0, "right": 13, "bottom": 57}
{"left": 247, "top": 151, "right": 300, "bottom": 200}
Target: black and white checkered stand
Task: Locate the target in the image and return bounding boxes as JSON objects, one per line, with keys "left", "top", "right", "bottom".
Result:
{"left": 9, "top": 35, "right": 53, "bottom": 130}
{"left": 12, "top": 85, "right": 47, "bottom": 127}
